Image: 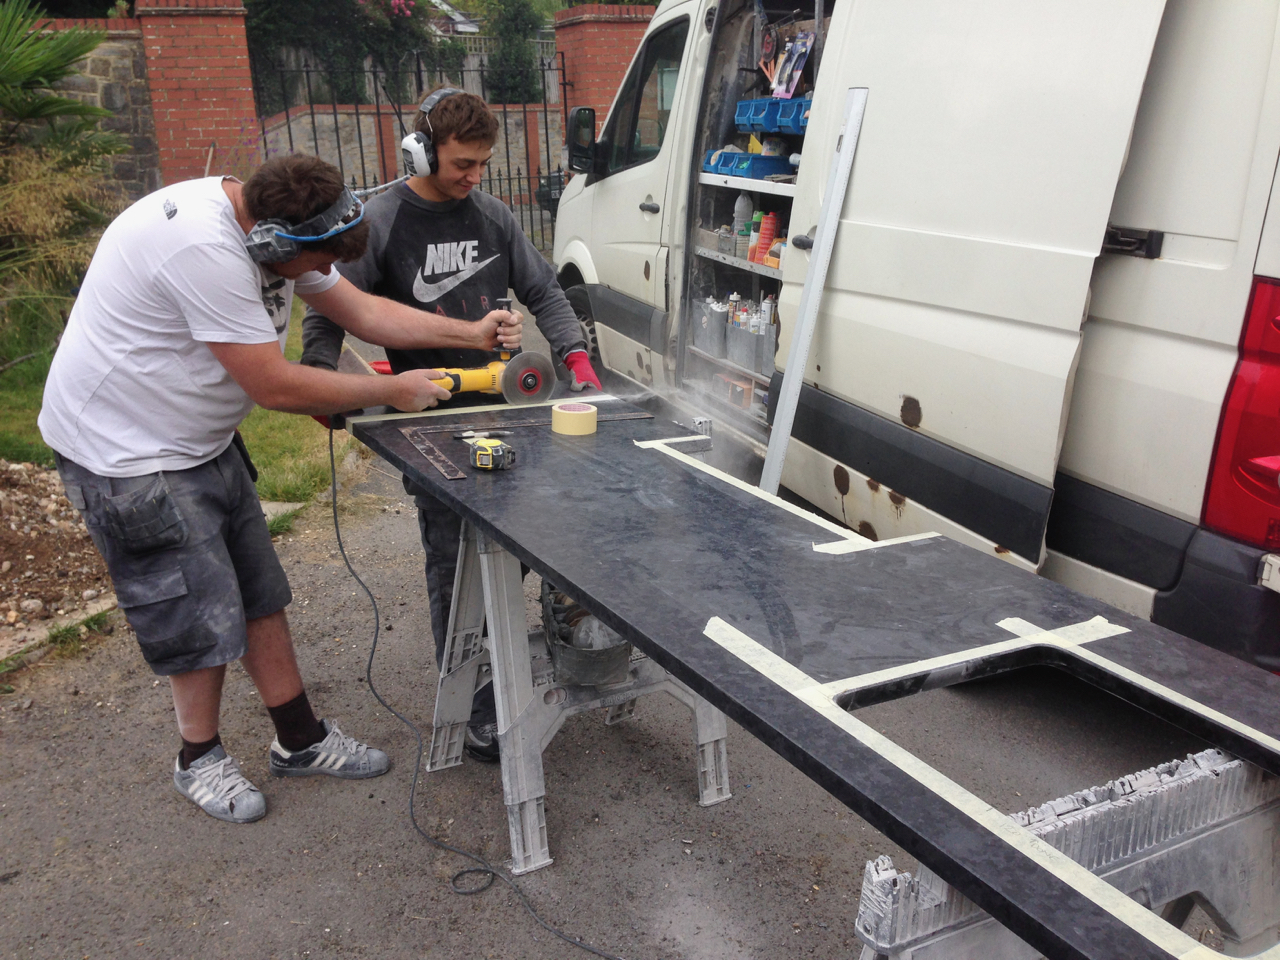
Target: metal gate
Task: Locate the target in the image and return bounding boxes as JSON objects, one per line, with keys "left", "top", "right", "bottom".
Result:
{"left": 251, "top": 55, "right": 569, "bottom": 252}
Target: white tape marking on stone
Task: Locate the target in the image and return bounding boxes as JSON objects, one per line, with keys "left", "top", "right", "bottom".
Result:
{"left": 815, "top": 616, "right": 1129, "bottom": 699}
{"left": 998, "top": 616, "right": 1280, "bottom": 755}
{"left": 812, "top": 532, "right": 942, "bottom": 554}
{"left": 635, "top": 439, "right": 860, "bottom": 542}
{"left": 701, "top": 615, "right": 1222, "bottom": 960}
{"left": 636, "top": 440, "right": 942, "bottom": 556}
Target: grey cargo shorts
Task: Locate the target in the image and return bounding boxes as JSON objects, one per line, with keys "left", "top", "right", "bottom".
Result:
{"left": 55, "top": 443, "right": 292, "bottom": 676}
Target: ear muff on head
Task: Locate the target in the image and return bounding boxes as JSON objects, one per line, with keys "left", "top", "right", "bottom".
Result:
{"left": 244, "top": 187, "right": 364, "bottom": 264}
{"left": 245, "top": 219, "right": 300, "bottom": 264}
{"left": 402, "top": 87, "right": 465, "bottom": 176}
{"left": 401, "top": 131, "right": 432, "bottom": 177}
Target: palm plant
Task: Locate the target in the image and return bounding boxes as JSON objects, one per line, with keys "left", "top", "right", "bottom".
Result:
{"left": 0, "top": 0, "right": 125, "bottom": 160}
{"left": 0, "top": 0, "right": 125, "bottom": 367}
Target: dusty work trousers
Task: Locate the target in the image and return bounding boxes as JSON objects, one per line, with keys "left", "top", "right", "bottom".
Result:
{"left": 403, "top": 476, "right": 505, "bottom": 728}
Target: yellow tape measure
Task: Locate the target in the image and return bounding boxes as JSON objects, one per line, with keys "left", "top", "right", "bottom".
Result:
{"left": 466, "top": 437, "right": 516, "bottom": 471}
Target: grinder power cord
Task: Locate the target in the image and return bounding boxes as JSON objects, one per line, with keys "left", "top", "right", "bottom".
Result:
{"left": 325, "top": 429, "right": 632, "bottom": 960}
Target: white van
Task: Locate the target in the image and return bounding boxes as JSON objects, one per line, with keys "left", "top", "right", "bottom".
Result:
{"left": 552, "top": 0, "right": 1280, "bottom": 668}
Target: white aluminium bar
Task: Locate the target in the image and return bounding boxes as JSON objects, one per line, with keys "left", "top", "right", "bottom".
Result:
{"left": 759, "top": 87, "right": 867, "bottom": 496}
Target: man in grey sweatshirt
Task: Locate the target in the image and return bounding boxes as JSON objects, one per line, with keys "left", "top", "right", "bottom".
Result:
{"left": 301, "top": 90, "right": 601, "bottom": 761}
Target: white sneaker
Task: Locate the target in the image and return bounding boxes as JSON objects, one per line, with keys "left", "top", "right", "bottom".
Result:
{"left": 268, "top": 719, "right": 390, "bottom": 779}
{"left": 172, "top": 745, "right": 266, "bottom": 823}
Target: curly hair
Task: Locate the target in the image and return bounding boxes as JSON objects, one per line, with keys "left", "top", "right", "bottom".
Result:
{"left": 242, "top": 155, "right": 368, "bottom": 261}
{"left": 414, "top": 89, "right": 499, "bottom": 148}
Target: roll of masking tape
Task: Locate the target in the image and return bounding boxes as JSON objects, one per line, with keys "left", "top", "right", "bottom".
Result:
{"left": 551, "top": 401, "right": 598, "bottom": 436}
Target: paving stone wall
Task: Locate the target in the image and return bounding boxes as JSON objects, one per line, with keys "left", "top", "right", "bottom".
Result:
{"left": 47, "top": 19, "right": 161, "bottom": 200}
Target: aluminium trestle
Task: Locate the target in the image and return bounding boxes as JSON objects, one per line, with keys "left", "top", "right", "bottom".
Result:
{"left": 426, "top": 520, "right": 732, "bottom": 874}
{"left": 856, "top": 748, "right": 1280, "bottom": 959}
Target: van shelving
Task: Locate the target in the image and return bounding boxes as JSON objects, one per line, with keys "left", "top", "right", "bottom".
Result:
{"left": 676, "top": 0, "right": 824, "bottom": 429}
{"left": 696, "top": 172, "right": 797, "bottom": 197}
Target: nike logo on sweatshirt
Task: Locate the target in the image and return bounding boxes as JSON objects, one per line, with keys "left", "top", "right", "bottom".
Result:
{"left": 412, "top": 240, "right": 498, "bottom": 303}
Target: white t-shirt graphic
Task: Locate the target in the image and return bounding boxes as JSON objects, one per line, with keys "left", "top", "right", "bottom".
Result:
{"left": 39, "top": 177, "right": 339, "bottom": 476}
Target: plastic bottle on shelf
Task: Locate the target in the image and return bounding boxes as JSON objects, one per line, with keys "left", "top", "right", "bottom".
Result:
{"left": 733, "top": 191, "right": 754, "bottom": 237}
{"left": 756, "top": 212, "right": 778, "bottom": 264}
{"left": 728, "top": 291, "right": 741, "bottom": 323}
{"left": 747, "top": 211, "right": 764, "bottom": 263}
{"left": 736, "top": 227, "right": 750, "bottom": 260}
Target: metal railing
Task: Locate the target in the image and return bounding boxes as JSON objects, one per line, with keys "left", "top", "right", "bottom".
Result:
{"left": 251, "top": 55, "right": 571, "bottom": 252}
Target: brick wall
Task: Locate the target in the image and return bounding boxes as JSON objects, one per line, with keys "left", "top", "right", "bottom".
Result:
{"left": 554, "top": 4, "right": 654, "bottom": 134}
{"left": 44, "top": 19, "right": 161, "bottom": 200}
{"left": 135, "top": 0, "right": 260, "bottom": 184}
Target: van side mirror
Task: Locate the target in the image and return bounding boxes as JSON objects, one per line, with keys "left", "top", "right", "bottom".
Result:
{"left": 567, "top": 106, "right": 597, "bottom": 174}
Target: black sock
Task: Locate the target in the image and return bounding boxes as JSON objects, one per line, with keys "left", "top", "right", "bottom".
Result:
{"left": 180, "top": 733, "right": 222, "bottom": 770}
{"left": 267, "top": 691, "right": 327, "bottom": 751}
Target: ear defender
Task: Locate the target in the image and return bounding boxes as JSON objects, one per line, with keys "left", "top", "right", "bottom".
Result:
{"left": 400, "top": 87, "right": 465, "bottom": 177}
{"left": 244, "top": 187, "right": 364, "bottom": 264}
{"left": 401, "top": 131, "right": 432, "bottom": 177}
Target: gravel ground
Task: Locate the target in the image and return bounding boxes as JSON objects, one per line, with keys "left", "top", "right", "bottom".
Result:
{"left": 0, "top": 459, "right": 110, "bottom": 634}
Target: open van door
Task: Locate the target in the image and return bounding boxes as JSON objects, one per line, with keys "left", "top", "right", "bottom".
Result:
{"left": 776, "top": 0, "right": 1169, "bottom": 566}
{"left": 586, "top": 7, "right": 693, "bottom": 309}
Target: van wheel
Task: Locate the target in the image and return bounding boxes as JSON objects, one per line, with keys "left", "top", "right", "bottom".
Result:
{"left": 565, "top": 285, "right": 600, "bottom": 362}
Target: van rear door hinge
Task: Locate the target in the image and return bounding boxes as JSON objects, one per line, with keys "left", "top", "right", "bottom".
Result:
{"left": 1102, "top": 225, "right": 1164, "bottom": 259}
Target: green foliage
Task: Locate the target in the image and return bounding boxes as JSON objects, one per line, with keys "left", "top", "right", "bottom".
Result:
{"left": 247, "top": 0, "right": 463, "bottom": 110}
{"left": 266, "top": 508, "right": 302, "bottom": 536}
{"left": 0, "top": 1, "right": 125, "bottom": 405}
{"left": 0, "top": 351, "right": 53, "bottom": 465}
{"left": 481, "top": 0, "right": 542, "bottom": 104}
{"left": 0, "top": 0, "right": 125, "bottom": 158}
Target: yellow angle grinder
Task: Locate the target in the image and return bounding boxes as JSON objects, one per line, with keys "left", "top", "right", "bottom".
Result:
{"left": 429, "top": 298, "right": 556, "bottom": 405}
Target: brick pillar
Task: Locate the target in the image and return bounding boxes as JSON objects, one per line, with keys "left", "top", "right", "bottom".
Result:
{"left": 135, "top": 0, "right": 259, "bottom": 184}
{"left": 554, "top": 4, "right": 655, "bottom": 135}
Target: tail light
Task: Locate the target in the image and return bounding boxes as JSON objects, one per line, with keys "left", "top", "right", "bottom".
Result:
{"left": 1203, "top": 276, "right": 1280, "bottom": 548}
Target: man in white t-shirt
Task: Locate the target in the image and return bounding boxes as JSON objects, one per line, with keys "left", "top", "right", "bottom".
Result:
{"left": 39, "top": 154, "right": 523, "bottom": 824}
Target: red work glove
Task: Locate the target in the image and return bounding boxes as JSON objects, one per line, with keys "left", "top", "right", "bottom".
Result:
{"left": 564, "top": 349, "right": 602, "bottom": 392}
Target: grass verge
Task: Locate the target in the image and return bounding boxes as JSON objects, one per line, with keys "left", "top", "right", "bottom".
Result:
{"left": 0, "top": 608, "right": 115, "bottom": 679}
{"left": 1, "top": 297, "right": 361, "bottom": 504}
{"left": 0, "top": 353, "right": 55, "bottom": 466}
{"left": 266, "top": 508, "right": 303, "bottom": 536}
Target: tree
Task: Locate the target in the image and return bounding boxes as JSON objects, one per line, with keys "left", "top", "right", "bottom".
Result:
{"left": 246, "top": 0, "right": 466, "bottom": 110}
{"left": 481, "top": 0, "right": 542, "bottom": 104}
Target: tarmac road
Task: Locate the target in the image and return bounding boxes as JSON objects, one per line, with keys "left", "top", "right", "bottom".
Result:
{"left": 0, "top": 321, "right": 1213, "bottom": 960}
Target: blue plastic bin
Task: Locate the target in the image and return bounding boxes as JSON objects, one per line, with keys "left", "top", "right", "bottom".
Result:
{"left": 715, "top": 151, "right": 741, "bottom": 175}
{"left": 750, "top": 98, "right": 782, "bottom": 132}
{"left": 734, "top": 100, "right": 756, "bottom": 132}
{"left": 776, "top": 97, "right": 810, "bottom": 135}
{"left": 729, "top": 153, "right": 795, "bottom": 179}
{"left": 702, "top": 149, "right": 718, "bottom": 172}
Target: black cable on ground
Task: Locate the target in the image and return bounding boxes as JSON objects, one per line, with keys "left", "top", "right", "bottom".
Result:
{"left": 327, "top": 429, "right": 631, "bottom": 960}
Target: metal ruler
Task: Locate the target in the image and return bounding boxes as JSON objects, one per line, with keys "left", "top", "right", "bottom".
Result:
{"left": 400, "top": 427, "right": 465, "bottom": 480}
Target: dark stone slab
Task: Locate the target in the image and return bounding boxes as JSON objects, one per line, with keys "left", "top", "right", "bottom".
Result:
{"left": 353, "top": 398, "right": 1280, "bottom": 960}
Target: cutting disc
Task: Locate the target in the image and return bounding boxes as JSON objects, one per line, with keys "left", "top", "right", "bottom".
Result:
{"left": 500, "top": 351, "right": 557, "bottom": 404}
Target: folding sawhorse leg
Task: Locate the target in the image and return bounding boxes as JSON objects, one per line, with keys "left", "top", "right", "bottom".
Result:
{"left": 428, "top": 521, "right": 731, "bottom": 875}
